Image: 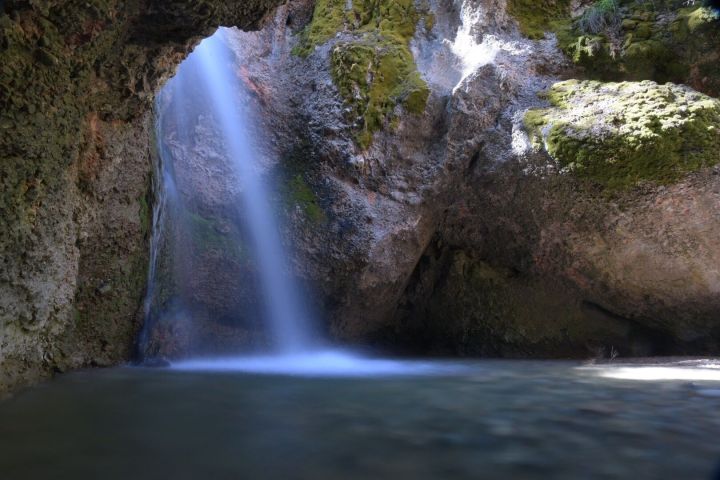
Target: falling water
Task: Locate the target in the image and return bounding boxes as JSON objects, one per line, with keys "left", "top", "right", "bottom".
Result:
{"left": 190, "top": 30, "right": 313, "bottom": 352}
{"left": 141, "top": 28, "right": 313, "bottom": 356}
{"left": 136, "top": 118, "right": 172, "bottom": 355}
{"left": 138, "top": 6, "right": 538, "bottom": 372}
{"left": 446, "top": 0, "right": 530, "bottom": 92}
{"left": 448, "top": 1, "right": 500, "bottom": 90}
{"left": 140, "top": 29, "right": 467, "bottom": 374}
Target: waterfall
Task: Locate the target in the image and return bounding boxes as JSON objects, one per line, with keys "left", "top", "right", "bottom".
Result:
{"left": 135, "top": 117, "right": 172, "bottom": 356}
{"left": 140, "top": 28, "right": 314, "bottom": 358}
{"left": 138, "top": 28, "right": 452, "bottom": 375}
{"left": 448, "top": 1, "right": 499, "bottom": 90}
{"left": 138, "top": 11, "right": 525, "bottom": 373}
{"left": 446, "top": 0, "right": 530, "bottom": 92}
{"left": 190, "top": 30, "right": 313, "bottom": 353}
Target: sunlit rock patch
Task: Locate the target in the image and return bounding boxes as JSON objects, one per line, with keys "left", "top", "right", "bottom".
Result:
{"left": 294, "top": 0, "right": 432, "bottom": 147}
{"left": 524, "top": 80, "right": 720, "bottom": 188}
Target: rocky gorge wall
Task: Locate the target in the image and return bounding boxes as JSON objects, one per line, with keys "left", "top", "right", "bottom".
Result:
{"left": 393, "top": 1, "right": 720, "bottom": 357}
{"left": 0, "top": 0, "right": 284, "bottom": 395}
{"left": 2, "top": 0, "right": 720, "bottom": 394}
{"left": 201, "top": 0, "right": 719, "bottom": 358}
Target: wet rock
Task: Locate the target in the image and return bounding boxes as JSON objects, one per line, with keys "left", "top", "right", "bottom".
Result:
{"left": 4, "top": 0, "right": 720, "bottom": 395}
{"left": 97, "top": 282, "right": 113, "bottom": 296}
{"left": 0, "top": 0, "right": 286, "bottom": 395}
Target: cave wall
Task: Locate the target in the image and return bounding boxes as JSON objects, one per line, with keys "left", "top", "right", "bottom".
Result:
{"left": 268, "top": 0, "right": 720, "bottom": 359}
{"left": 0, "top": 0, "right": 284, "bottom": 395}
{"left": 125, "top": 0, "right": 720, "bottom": 362}
{"left": 383, "top": 2, "right": 720, "bottom": 359}
{"left": 2, "top": 0, "right": 720, "bottom": 395}
{"left": 392, "top": 161, "right": 720, "bottom": 358}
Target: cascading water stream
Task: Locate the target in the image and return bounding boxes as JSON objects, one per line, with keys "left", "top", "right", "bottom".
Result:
{"left": 136, "top": 121, "right": 173, "bottom": 355}
{"left": 138, "top": 28, "right": 472, "bottom": 376}
{"left": 139, "top": 28, "right": 317, "bottom": 360}
{"left": 448, "top": 1, "right": 501, "bottom": 91}
{"left": 138, "top": 3, "right": 532, "bottom": 373}
{"left": 188, "top": 30, "right": 312, "bottom": 353}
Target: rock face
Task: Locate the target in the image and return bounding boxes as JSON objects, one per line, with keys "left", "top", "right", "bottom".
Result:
{"left": 525, "top": 80, "right": 720, "bottom": 188}
{"left": 386, "top": 2, "right": 720, "bottom": 357}
{"left": 217, "top": 0, "right": 720, "bottom": 358}
{"left": 140, "top": 63, "right": 272, "bottom": 358}
{"left": 395, "top": 162, "right": 720, "bottom": 357}
{"left": 508, "top": 0, "right": 720, "bottom": 96}
{"left": 0, "top": 0, "right": 284, "bottom": 395}
{"left": 2, "top": 0, "right": 720, "bottom": 394}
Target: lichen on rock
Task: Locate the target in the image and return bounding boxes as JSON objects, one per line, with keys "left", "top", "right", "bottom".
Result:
{"left": 505, "top": 0, "right": 572, "bottom": 39}
{"left": 524, "top": 79, "right": 720, "bottom": 188}
{"left": 295, "top": 0, "right": 431, "bottom": 148}
{"left": 284, "top": 174, "right": 327, "bottom": 224}
{"left": 504, "top": 0, "right": 720, "bottom": 95}
{"left": 559, "top": 1, "right": 720, "bottom": 93}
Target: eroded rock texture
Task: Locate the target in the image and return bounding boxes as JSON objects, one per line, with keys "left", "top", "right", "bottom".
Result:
{"left": 0, "top": 0, "right": 283, "bottom": 395}
{"left": 2, "top": 0, "right": 720, "bottom": 394}
{"left": 201, "top": 0, "right": 720, "bottom": 358}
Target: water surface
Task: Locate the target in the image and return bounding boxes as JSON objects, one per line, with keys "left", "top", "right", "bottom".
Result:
{"left": 1, "top": 359, "right": 720, "bottom": 479}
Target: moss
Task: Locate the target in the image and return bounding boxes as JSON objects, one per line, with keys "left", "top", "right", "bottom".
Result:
{"left": 524, "top": 80, "right": 720, "bottom": 189}
{"left": 0, "top": 2, "right": 141, "bottom": 260}
{"left": 674, "top": 5, "right": 720, "bottom": 38}
{"left": 506, "top": 0, "right": 572, "bottom": 39}
{"left": 292, "top": 0, "right": 348, "bottom": 58}
{"left": 295, "top": 0, "right": 430, "bottom": 148}
{"left": 331, "top": 35, "right": 429, "bottom": 148}
{"left": 423, "top": 12, "right": 436, "bottom": 32}
{"left": 562, "top": 34, "right": 617, "bottom": 77}
{"left": 284, "top": 174, "right": 327, "bottom": 224}
{"left": 294, "top": 0, "right": 430, "bottom": 55}
{"left": 552, "top": 2, "right": 720, "bottom": 91}
{"left": 138, "top": 192, "right": 150, "bottom": 237}
{"left": 500, "top": 0, "right": 720, "bottom": 96}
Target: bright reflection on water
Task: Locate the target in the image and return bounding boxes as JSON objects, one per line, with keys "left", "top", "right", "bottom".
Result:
{"left": 581, "top": 359, "right": 720, "bottom": 382}
{"left": 171, "top": 350, "right": 469, "bottom": 377}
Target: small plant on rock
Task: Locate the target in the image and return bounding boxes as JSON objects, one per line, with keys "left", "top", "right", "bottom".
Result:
{"left": 577, "top": 0, "right": 622, "bottom": 35}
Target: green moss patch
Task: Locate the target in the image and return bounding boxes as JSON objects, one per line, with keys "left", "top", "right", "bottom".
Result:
{"left": 283, "top": 174, "right": 327, "bottom": 224}
{"left": 506, "top": 0, "right": 572, "bottom": 39}
{"left": 505, "top": 0, "right": 720, "bottom": 94}
{"left": 524, "top": 80, "right": 720, "bottom": 189}
{"left": 295, "top": 0, "right": 431, "bottom": 148}
{"left": 293, "top": 0, "right": 351, "bottom": 58}
{"left": 331, "top": 35, "right": 429, "bottom": 148}
{"left": 558, "top": 2, "right": 719, "bottom": 90}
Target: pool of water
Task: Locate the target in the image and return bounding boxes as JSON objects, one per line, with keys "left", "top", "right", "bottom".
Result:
{"left": 2, "top": 357, "right": 720, "bottom": 479}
